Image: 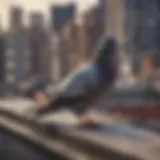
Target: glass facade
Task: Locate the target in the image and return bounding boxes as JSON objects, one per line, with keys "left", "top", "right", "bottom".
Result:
{"left": 125, "top": 0, "right": 160, "bottom": 73}
{"left": 125, "top": 0, "right": 160, "bottom": 53}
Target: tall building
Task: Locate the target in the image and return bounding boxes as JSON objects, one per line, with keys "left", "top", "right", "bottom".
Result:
{"left": 81, "top": 11, "right": 94, "bottom": 60}
{"left": 9, "top": 6, "right": 23, "bottom": 31}
{"left": 70, "top": 22, "right": 85, "bottom": 67}
{"left": 51, "top": 3, "right": 76, "bottom": 32}
{"left": 0, "top": 34, "right": 8, "bottom": 96}
{"left": 30, "top": 12, "right": 45, "bottom": 29}
{"left": 51, "top": 21, "right": 80, "bottom": 81}
{"left": 106, "top": 0, "right": 160, "bottom": 76}
{"left": 124, "top": 0, "right": 160, "bottom": 74}
{"left": 106, "top": 0, "right": 133, "bottom": 78}
{"left": 50, "top": 3, "right": 76, "bottom": 79}
{"left": 5, "top": 32, "right": 31, "bottom": 88}
{"left": 5, "top": 7, "right": 31, "bottom": 90}
{"left": 51, "top": 33, "right": 61, "bottom": 82}
{"left": 77, "top": 1, "right": 106, "bottom": 61}
{"left": 0, "top": 35, "right": 5, "bottom": 82}
{"left": 29, "top": 12, "right": 52, "bottom": 81}
{"left": 87, "top": 0, "right": 106, "bottom": 59}
{"left": 93, "top": 0, "right": 106, "bottom": 36}
{"left": 125, "top": 0, "right": 160, "bottom": 54}
{"left": 106, "top": 0, "right": 125, "bottom": 45}
{"left": 52, "top": 23, "right": 73, "bottom": 79}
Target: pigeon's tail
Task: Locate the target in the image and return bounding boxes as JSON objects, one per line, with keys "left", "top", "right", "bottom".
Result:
{"left": 36, "top": 95, "right": 88, "bottom": 116}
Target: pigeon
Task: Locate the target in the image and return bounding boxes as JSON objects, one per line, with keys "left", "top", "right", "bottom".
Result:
{"left": 36, "top": 36, "right": 119, "bottom": 116}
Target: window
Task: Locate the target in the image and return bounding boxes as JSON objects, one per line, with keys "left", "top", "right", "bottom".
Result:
{"left": 6, "top": 48, "right": 15, "bottom": 57}
{"left": 26, "top": 61, "right": 31, "bottom": 70}
{"left": 6, "top": 61, "right": 16, "bottom": 70}
{"left": 6, "top": 74, "right": 16, "bottom": 83}
{"left": 63, "top": 25, "right": 71, "bottom": 39}
{"left": 25, "top": 48, "right": 31, "bottom": 57}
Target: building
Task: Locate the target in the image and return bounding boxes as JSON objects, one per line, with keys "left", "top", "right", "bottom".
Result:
{"left": 91, "top": 0, "right": 106, "bottom": 43}
{"left": 68, "top": 22, "right": 80, "bottom": 69}
{"left": 29, "top": 12, "right": 52, "bottom": 81}
{"left": 124, "top": 0, "right": 160, "bottom": 74}
{"left": 105, "top": 0, "right": 160, "bottom": 77}
{"left": 9, "top": 6, "right": 23, "bottom": 31}
{"left": 0, "top": 35, "right": 5, "bottom": 83}
{"left": 5, "top": 32, "right": 31, "bottom": 89}
{"left": 141, "top": 56, "right": 154, "bottom": 77}
{"left": 5, "top": 6, "right": 31, "bottom": 91}
{"left": 128, "top": 0, "right": 160, "bottom": 70}
{"left": 58, "top": 27, "right": 71, "bottom": 78}
{"left": 105, "top": 0, "right": 135, "bottom": 80}
{"left": 51, "top": 33, "right": 61, "bottom": 82}
{"left": 50, "top": 1, "right": 106, "bottom": 79}
{"left": 125, "top": 0, "right": 160, "bottom": 54}
{"left": 51, "top": 20, "right": 80, "bottom": 81}
{"left": 50, "top": 3, "right": 76, "bottom": 32}
{"left": 82, "top": 10, "right": 95, "bottom": 60}
{"left": 0, "top": 33, "right": 9, "bottom": 96}
{"left": 50, "top": 3, "right": 76, "bottom": 79}
{"left": 30, "top": 12, "right": 45, "bottom": 29}
{"left": 106, "top": 0, "right": 125, "bottom": 45}
{"left": 74, "top": 0, "right": 106, "bottom": 61}
{"left": 54, "top": 21, "right": 77, "bottom": 79}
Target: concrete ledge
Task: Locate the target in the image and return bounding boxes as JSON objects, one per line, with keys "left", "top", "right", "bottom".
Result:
{"left": 0, "top": 105, "right": 160, "bottom": 160}
{"left": 0, "top": 116, "right": 93, "bottom": 160}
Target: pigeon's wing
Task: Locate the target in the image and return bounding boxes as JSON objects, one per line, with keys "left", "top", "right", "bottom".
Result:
{"left": 44, "top": 65, "right": 90, "bottom": 101}
{"left": 58, "top": 63, "right": 99, "bottom": 99}
{"left": 36, "top": 63, "right": 99, "bottom": 115}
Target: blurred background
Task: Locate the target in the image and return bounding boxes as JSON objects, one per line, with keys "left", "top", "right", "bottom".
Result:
{"left": 0, "top": 1, "right": 160, "bottom": 159}
{"left": 0, "top": 0, "right": 159, "bottom": 98}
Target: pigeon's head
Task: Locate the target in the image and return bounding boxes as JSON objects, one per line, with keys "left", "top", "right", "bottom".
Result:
{"left": 95, "top": 36, "right": 118, "bottom": 66}
{"left": 94, "top": 36, "right": 119, "bottom": 81}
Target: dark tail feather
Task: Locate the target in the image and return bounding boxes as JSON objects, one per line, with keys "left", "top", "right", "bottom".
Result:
{"left": 36, "top": 95, "right": 88, "bottom": 116}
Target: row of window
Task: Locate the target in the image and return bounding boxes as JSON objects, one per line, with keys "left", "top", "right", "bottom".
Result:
{"left": 5, "top": 48, "right": 31, "bottom": 57}
{"left": 6, "top": 61, "right": 31, "bottom": 70}
{"left": 5, "top": 61, "right": 31, "bottom": 83}
{"left": 6, "top": 74, "right": 16, "bottom": 83}
{"left": 4, "top": 46, "right": 32, "bottom": 84}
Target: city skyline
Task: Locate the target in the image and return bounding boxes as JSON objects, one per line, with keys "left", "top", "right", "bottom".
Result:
{"left": 0, "top": 0, "right": 97, "bottom": 28}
